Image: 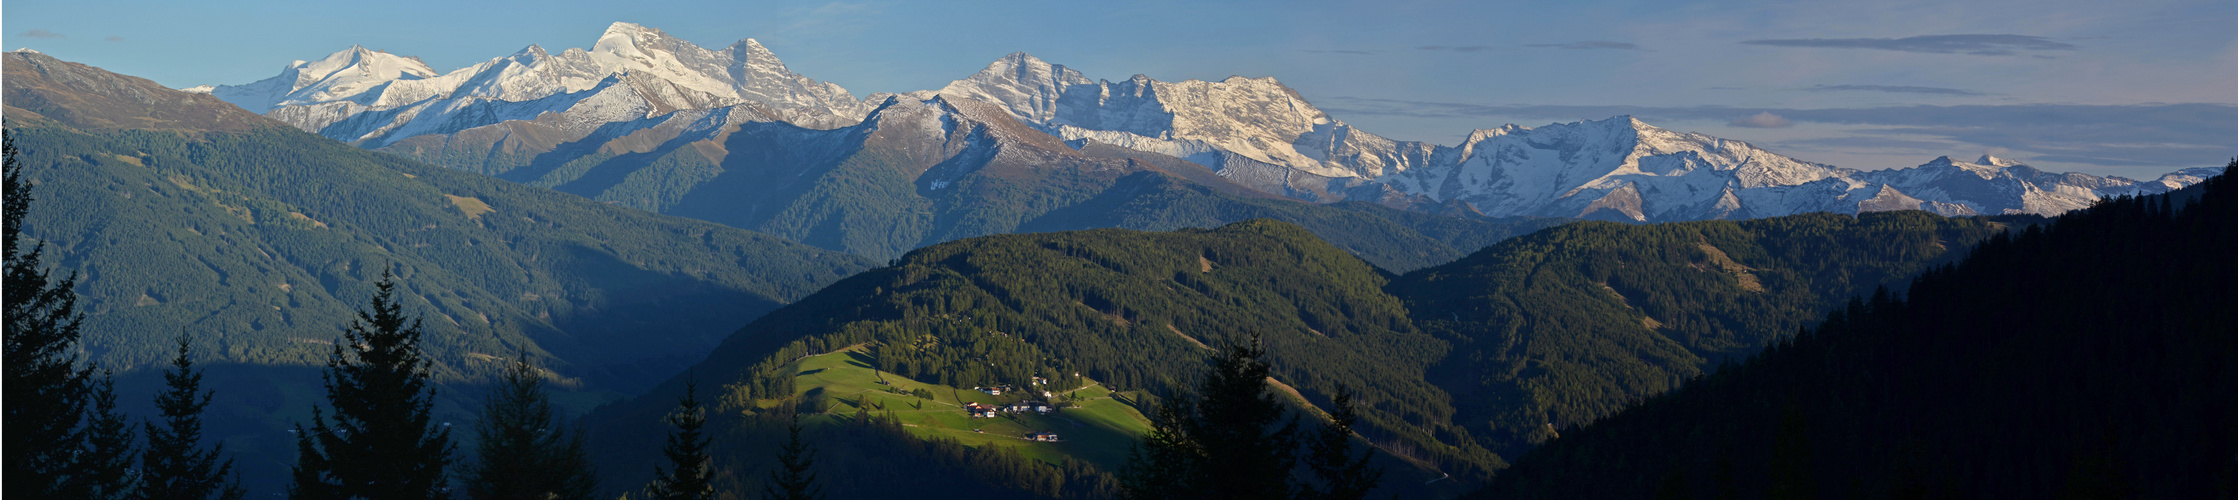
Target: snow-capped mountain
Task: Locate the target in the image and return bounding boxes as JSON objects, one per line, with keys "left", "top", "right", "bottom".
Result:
{"left": 191, "top": 22, "right": 870, "bottom": 147}
{"left": 193, "top": 25, "right": 2215, "bottom": 232}
{"left": 1854, "top": 155, "right": 2218, "bottom": 216}
{"left": 929, "top": 52, "right": 2212, "bottom": 221}
{"left": 937, "top": 53, "right": 1431, "bottom": 191}
{"left": 1378, "top": 117, "right": 2204, "bottom": 221}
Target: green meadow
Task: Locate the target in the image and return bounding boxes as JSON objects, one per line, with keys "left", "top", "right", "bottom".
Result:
{"left": 784, "top": 347, "right": 1153, "bottom": 470}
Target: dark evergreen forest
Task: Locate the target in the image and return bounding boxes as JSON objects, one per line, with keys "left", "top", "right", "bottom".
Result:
{"left": 1477, "top": 162, "right": 2238, "bottom": 499}
{"left": 585, "top": 205, "right": 2024, "bottom": 496}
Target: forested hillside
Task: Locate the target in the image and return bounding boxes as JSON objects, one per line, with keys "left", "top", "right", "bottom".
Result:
{"left": 1015, "top": 170, "right": 1566, "bottom": 273}
{"left": 1392, "top": 211, "right": 2021, "bottom": 457}
{"left": 4, "top": 51, "right": 874, "bottom": 491}
{"left": 586, "top": 206, "right": 2020, "bottom": 496}
{"left": 1478, "top": 163, "right": 2236, "bottom": 499}
{"left": 585, "top": 219, "right": 1490, "bottom": 497}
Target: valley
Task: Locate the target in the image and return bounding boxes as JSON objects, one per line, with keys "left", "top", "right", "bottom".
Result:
{"left": 4, "top": 14, "right": 2229, "bottom": 497}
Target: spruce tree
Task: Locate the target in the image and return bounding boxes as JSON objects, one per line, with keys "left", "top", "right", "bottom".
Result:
{"left": 77, "top": 374, "right": 141, "bottom": 499}
{"left": 1303, "top": 386, "right": 1383, "bottom": 500}
{"left": 1120, "top": 400, "right": 1200, "bottom": 499}
{"left": 468, "top": 354, "right": 598, "bottom": 500}
{"left": 1190, "top": 337, "right": 1298, "bottom": 500}
{"left": 648, "top": 376, "right": 712, "bottom": 500}
{"left": 4, "top": 130, "right": 100, "bottom": 497}
{"left": 139, "top": 335, "right": 245, "bottom": 500}
{"left": 290, "top": 270, "right": 454, "bottom": 499}
{"left": 1121, "top": 336, "right": 1299, "bottom": 500}
{"left": 763, "top": 414, "right": 823, "bottom": 500}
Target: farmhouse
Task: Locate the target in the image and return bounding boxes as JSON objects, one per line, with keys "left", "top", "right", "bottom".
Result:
{"left": 1027, "top": 431, "right": 1060, "bottom": 442}
{"left": 963, "top": 402, "right": 998, "bottom": 418}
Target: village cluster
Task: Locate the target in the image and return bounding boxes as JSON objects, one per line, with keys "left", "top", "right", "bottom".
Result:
{"left": 961, "top": 379, "right": 1069, "bottom": 442}
{"left": 961, "top": 400, "right": 1054, "bottom": 418}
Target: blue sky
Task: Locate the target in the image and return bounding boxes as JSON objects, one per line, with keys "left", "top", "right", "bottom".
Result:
{"left": 7, "top": 0, "right": 2235, "bottom": 178}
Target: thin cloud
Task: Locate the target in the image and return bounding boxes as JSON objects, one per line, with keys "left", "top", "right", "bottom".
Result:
{"left": 1300, "top": 49, "right": 1379, "bottom": 55}
{"left": 1525, "top": 41, "right": 1640, "bottom": 50}
{"left": 1729, "top": 112, "right": 1793, "bottom": 128}
{"left": 1740, "top": 34, "right": 2077, "bottom": 56}
{"left": 1807, "top": 84, "right": 1984, "bottom": 96}
{"left": 1419, "top": 45, "right": 1492, "bottom": 53}
{"left": 22, "top": 29, "right": 65, "bottom": 39}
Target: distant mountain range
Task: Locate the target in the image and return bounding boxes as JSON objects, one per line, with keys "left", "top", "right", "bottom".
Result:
{"left": 17, "top": 45, "right": 2226, "bottom": 496}
{"left": 194, "top": 22, "right": 2213, "bottom": 234}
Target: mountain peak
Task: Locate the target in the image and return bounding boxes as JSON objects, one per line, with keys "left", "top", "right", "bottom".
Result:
{"left": 963, "top": 52, "right": 1086, "bottom": 85}
{"left": 938, "top": 52, "right": 1094, "bottom": 125}
{"left": 592, "top": 21, "right": 677, "bottom": 55}
{"left": 1977, "top": 154, "right": 2026, "bottom": 167}
{"left": 733, "top": 38, "right": 771, "bottom": 54}
{"left": 511, "top": 44, "right": 550, "bottom": 58}
{"left": 601, "top": 21, "right": 658, "bottom": 38}
{"left": 302, "top": 44, "right": 435, "bottom": 80}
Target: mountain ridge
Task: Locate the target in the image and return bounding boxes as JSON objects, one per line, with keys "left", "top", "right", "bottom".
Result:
{"left": 194, "top": 26, "right": 2210, "bottom": 234}
{"left": 5, "top": 50, "right": 876, "bottom": 491}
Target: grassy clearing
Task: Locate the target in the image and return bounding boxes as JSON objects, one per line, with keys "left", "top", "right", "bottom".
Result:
{"left": 783, "top": 347, "right": 1152, "bottom": 470}
{"left": 443, "top": 194, "right": 494, "bottom": 219}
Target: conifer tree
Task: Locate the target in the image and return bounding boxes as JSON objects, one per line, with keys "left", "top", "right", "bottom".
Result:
{"left": 1121, "top": 336, "right": 1298, "bottom": 500}
{"left": 1303, "top": 386, "right": 1383, "bottom": 500}
{"left": 468, "top": 354, "right": 598, "bottom": 500}
{"left": 5, "top": 130, "right": 101, "bottom": 497}
{"left": 76, "top": 374, "right": 141, "bottom": 499}
{"left": 1191, "top": 337, "right": 1298, "bottom": 500}
{"left": 648, "top": 376, "right": 712, "bottom": 500}
{"left": 138, "top": 335, "right": 246, "bottom": 500}
{"left": 289, "top": 270, "right": 454, "bottom": 499}
{"left": 1120, "top": 400, "right": 1200, "bottom": 499}
{"left": 763, "top": 414, "right": 823, "bottom": 500}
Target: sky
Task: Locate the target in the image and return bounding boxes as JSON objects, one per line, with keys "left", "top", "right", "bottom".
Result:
{"left": 5, "top": 0, "right": 2234, "bottom": 178}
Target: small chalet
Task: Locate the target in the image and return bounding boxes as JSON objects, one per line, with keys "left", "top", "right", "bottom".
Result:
{"left": 1027, "top": 431, "right": 1060, "bottom": 442}
{"left": 963, "top": 402, "right": 998, "bottom": 418}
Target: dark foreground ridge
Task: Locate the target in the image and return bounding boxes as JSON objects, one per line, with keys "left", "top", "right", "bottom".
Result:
{"left": 1479, "top": 162, "right": 2238, "bottom": 499}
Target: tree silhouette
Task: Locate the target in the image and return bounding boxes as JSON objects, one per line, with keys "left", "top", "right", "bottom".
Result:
{"left": 1122, "top": 336, "right": 1299, "bottom": 500}
{"left": 763, "top": 414, "right": 823, "bottom": 500}
{"left": 648, "top": 375, "right": 712, "bottom": 500}
{"left": 138, "top": 335, "right": 245, "bottom": 500}
{"left": 5, "top": 129, "right": 106, "bottom": 497}
{"left": 289, "top": 269, "right": 454, "bottom": 499}
{"left": 1303, "top": 386, "right": 1383, "bottom": 500}
{"left": 468, "top": 354, "right": 597, "bottom": 500}
{"left": 78, "top": 374, "right": 140, "bottom": 499}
